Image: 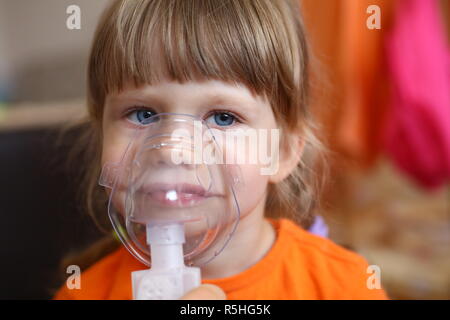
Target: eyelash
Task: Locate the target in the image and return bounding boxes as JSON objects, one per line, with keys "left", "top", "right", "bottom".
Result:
{"left": 204, "top": 109, "right": 244, "bottom": 124}
{"left": 123, "top": 106, "right": 245, "bottom": 127}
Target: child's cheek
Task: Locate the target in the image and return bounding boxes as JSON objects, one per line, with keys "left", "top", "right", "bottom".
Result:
{"left": 100, "top": 124, "right": 136, "bottom": 166}
{"left": 101, "top": 139, "right": 125, "bottom": 169}
{"left": 233, "top": 164, "right": 270, "bottom": 218}
{"left": 214, "top": 134, "right": 271, "bottom": 217}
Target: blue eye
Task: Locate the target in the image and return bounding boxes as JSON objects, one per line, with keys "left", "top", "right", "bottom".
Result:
{"left": 206, "top": 112, "right": 236, "bottom": 127}
{"left": 127, "top": 109, "right": 157, "bottom": 125}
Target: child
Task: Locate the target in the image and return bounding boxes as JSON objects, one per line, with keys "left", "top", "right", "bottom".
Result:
{"left": 54, "top": 0, "right": 388, "bottom": 300}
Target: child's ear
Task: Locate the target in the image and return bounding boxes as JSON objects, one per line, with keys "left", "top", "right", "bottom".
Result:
{"left": 268, "top": 132, "right": 304, "bottom": 184}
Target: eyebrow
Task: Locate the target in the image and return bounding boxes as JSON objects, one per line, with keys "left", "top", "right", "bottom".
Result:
{"left": 108, "top": 88, "right": 258, "bottom": 112}
{"left": 201, "top": 92, "right": 257, "bottom": 111}
{"left": 108, "top": 92, "right": 165, "bottom": 108}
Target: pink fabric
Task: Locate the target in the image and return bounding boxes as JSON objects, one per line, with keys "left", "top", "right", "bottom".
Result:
{"left": 384, "top": 0, "right": 450, "bottom": 189}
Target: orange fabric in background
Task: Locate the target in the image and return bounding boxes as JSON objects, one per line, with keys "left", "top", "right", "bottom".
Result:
{"left": 300, "top": 0, "right": 395, "bottom": 167}
{"left": 53, "top": 219, "right": 388, "bottom": 300}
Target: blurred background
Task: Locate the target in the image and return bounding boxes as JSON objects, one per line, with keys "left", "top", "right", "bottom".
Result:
{"left": 0, "top": 0, "right": 448, "bottom": 299}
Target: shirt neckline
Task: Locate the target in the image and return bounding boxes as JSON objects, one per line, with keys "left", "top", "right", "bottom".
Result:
{"left": 202, "top": 218, "right": 292, "bottom": 292}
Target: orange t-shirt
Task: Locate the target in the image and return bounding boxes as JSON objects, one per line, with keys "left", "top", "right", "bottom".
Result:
{"left": 53, "top": 218, "right": 388, "bottom": 300}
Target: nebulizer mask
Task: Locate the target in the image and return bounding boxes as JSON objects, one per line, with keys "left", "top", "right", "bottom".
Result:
{"left": 99, "top": 113, "right": 241, "bottom": 299}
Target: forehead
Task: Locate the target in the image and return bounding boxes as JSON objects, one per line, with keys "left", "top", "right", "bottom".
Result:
{"left": 106, "top": 79, "right": 268, "bottom": 107}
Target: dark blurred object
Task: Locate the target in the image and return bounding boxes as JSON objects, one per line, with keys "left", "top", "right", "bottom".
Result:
{"left": 0, "top": 127, "right": 102, "bottom": 299}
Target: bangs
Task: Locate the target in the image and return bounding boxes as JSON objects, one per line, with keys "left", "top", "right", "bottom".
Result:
{"left": 88, "top": 0, "right": 307, "bottom": 127}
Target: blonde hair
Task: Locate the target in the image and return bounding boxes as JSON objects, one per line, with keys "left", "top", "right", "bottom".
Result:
{"left": 77, "top": 0, "right": 327, "bottom": 242}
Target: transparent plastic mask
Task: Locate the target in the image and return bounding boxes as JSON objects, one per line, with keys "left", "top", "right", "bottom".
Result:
{"left": 99, "top": 113, "right": 242, "bottom": 267}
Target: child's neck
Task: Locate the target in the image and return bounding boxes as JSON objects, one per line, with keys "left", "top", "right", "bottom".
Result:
{"left": 201, "top": 200, "right": 276, "bottom": 280}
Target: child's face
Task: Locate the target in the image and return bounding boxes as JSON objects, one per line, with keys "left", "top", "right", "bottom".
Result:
{"left": 101, "top": 79, "right": 288, "bottom": 221}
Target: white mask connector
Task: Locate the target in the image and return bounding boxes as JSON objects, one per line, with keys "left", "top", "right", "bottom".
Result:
{"left": 132, "top": 223, "right": 201, "bottom": 300}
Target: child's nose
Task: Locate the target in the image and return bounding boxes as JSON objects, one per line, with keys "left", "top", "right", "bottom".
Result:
{"left": 144, "top": 143, "right": 197, "bottom": 170}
